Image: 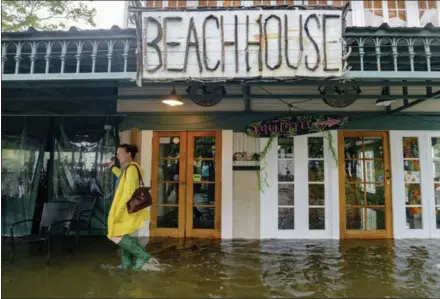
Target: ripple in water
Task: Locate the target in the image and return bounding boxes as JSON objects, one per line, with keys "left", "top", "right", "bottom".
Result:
{"left": 2, "top": 238, "right": 440, "bottom": 298}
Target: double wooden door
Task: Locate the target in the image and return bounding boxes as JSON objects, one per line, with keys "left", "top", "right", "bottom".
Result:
{"left": 150, "top": 131, "right": 222, "bottom": 239}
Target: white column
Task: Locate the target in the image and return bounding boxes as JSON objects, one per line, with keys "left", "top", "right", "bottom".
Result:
{"left": 328, "top": 131, "right": 340, "bottom": 239}
{"left": 350, "top": 0, "right": 365, "bottom": 27}
{"left": 136, "top": 130, "right": 153, "bottom": 240}
{"left": 259, "top": 137, "right": 278, "bottom": 239}
{"left": 222, "top": 130, "right": 234, "bottom": 239}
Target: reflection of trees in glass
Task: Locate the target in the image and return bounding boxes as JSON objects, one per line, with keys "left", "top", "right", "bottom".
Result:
{"left": 194, "top": 136, "right": 215, "bottom": 158}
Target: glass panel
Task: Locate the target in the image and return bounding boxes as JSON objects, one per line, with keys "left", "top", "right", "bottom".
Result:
{"left": 402, "top": 137, "right": 419, "bottom": 158}
{"left": 158, "top": 160, "right": 179, "bottom": 181}
{"left": 366, "top": 208, "right": 386, "bottom": 230}
{"left": 278, "top": 160, "right": 294, "bottom": 182}
{"left": 344, "top": 137, "right": 362, "bottom": 159}
{"left": 308, "top": 137, "right": 324, "bottom": 158}
{"left": 346, "top": 207, "right": 364, "bottom": 230}
{"left": 193, "top": 160, "right": 215, "bottom": 182}
{"left": 344, "top": 160, "right": 363, "bottom": 182}
{"left": 157, "top": 182, "right": 179, "bottom": 205}
{"left": 404, "top": 160, "right": 421, "bottom": 183}
{"left": 435, "top": 183, "right": 440, "bottom": 207}
{"left": 159, "top": 136, "right": 180, "bottom": 158}
{"left": 278, "top": 137, "right": 294, "bottom": 159}
{"left": 193, "top": 207, "right": 215, "bottom": 229}
{"left": 309, "top": 184, "right": 324, "bottom": 206}
{"left": 406, "top": 207, "right": 423, "bottom": 229}
{"left": 193, "top": 183, "right": 215, "bottom": 205}
{"left": 363, "top": 137, "right": 384, "bottom": 159}
{"left": 194, "top": 136, "right": 216, "bottom": 159}
{"left": 433, "top": 161, "right": 440, "bottom": 180}
{"left": 309, "top": 208, "right": 325, "bottom": 230}
{"left": 308, "top": 160, "right": 324, "bottom": 182}
{"left": 278, "top": 184, "right": 294, "bottom": 206}
{"left": 278, "top": 208, "right": 294, "bottom": 230}
{"left": 365, "top": 183, "right": 385, "bottom": 205}
{"left": 345, "top": 184, "right": 364, "bottom": 205}
{"left": 364, "top": 159, "right": 384, "bottom": 183}
{"left": 405, "top": 184, "right": 422, "bottom": 205}
{"left": 432, "top": 137, "right": 440, "bottom": 158}
{"left": 157, "top": 206, "right": 179, "bottom": 228}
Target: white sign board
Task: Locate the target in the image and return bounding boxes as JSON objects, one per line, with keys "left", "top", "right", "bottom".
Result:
{"left": 142, "top": 8, "right": 343, "bottom": 80}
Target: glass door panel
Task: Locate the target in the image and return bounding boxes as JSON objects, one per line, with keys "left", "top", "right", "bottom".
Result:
{"left": 339, "top": 132, "right": 392, "bottom": 239}
{"left": 186, "top": 132, "right": 222, "bottom": 238}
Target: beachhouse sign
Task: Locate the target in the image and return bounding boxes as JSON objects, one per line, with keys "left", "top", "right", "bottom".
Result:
{"left": 246, "top": 115, "right": 348, "bottom": 138}
{"left": 142, "top": 7, "right": 344, "bottom": 80}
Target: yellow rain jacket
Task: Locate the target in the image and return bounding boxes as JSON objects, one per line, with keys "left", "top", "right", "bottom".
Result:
{"left": 107, "top": 162, "right": 150, "bottom": 238}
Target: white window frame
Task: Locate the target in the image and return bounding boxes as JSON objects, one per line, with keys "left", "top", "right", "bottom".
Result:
{"left": 390, "top": 131, "right": 438, "bottom": 239}
{"left": 356, "top": 0, "right": 440, "bottom": 27}
{"left": 426, "top": 131, "right": 440, "bottom": 239}
{"left": 260, "top": 131, "right": 338, "bottom": 239}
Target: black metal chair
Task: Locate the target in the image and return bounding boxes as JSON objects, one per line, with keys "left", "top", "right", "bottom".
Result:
{"left": 70, "top": 196, "right": 97, "bottom": 247}
{"left": 10, "top": 201, "right": 77, "bottom": 264}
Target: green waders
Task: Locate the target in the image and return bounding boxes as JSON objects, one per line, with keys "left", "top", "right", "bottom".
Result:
{"left": 117, "top": 235, "right": 152, "bottom": 271}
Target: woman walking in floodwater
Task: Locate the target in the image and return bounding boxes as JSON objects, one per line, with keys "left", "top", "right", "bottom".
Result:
{"left": 105, "top": 144, "right": 152, "bottom": 271}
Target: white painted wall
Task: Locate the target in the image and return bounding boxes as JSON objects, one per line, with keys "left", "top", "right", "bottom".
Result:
{"left": 222, "top": 130, "right": 234, "bottom": 239}
{"left": 390, "top": 130, "right": 440, "bottom": 239}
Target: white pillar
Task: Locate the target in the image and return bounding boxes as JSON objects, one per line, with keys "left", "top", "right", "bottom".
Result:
{"left": 222, "top": 130, "right": 234, "bottom": 239}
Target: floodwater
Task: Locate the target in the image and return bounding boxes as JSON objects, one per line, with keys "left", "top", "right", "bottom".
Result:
{"left": 2, "top": 237, "right": 440, "bottom": 298}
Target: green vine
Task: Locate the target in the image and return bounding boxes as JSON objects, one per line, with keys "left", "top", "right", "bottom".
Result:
{"left": 255, "top": 133, "right": 278, "bottom": 192}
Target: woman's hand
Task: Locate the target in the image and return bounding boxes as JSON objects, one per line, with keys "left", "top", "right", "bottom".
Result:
{"left": 104, "top": 160, "right": 115, "bottom": 168}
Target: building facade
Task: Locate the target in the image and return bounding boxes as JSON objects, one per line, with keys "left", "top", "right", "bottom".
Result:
{"left": 2, "top": 0, "right": 440, "bottom": 240}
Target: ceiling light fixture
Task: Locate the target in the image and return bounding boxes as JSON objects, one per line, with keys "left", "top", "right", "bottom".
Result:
{"left": 376, "top": 86, "right": 396, "bottom": 107}
{"left": 162, "top": 87, "right": 184, "bottom": 106}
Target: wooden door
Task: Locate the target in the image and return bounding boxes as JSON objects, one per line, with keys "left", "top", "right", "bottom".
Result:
{"left": 338, "top": 131, "right": 393, "bottom": 239}
{"left": 150, "top": 131, "right": 222, "bottom": 239}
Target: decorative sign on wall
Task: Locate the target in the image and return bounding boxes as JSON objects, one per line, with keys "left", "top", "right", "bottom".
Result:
{"left": 245, "top": 115, "right": 348, "bottom": 138}
{"left": 142, "top": 8, "right": 344, "bottom": 80}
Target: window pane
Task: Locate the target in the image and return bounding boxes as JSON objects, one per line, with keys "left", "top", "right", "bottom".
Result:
{"left": 308, "top": 137, "right": 324, "bottom": 158}
{"left": 309, "top": 184, "right": 324, "bottom": 206}
{"left": 194, "top": 136, "right": 216, "bottom": 158}
{"left": 344, "top": 137, "right": 362, "bottom": 159}
{"left": 345, "top": 184, "right": 364, "bottom": 205}
{"left": 193, "top": 207, "right": 215, "bottom": 229}
{"left": 406, "top": 207, "right": 423, "bottom": 229}
{"left": 193, "top": 183, "right": 215, "bottom": 205}
{"left": 159, "top": 136, "right": 180, "bottom": 158}
{"left": 278, "top": 137, "right": 294, "bottom": 158}
{"left": 405, "top": 184, "right": 422, "bottom": 205}
{"left": 346, "top": 207, "right": 364, "bottom": 230}
{"left": 366, "top": 184, "right": 385, "bottom": 205}
{"left": 278, "top": 160, "right": 294, "bottom": 182}
{"left": 403, "top": 137, "right": 420, "bottom": 158}
{"left": 157, "top": 182, "right": 179, "bottom": 204}
{"left": 364, "top": 137, "right": 384, "bottom": 159}
{"left": 278, "top": 184, "right": 294, "bottom": 206}
{"left": 308, "top": 160, "right": 324, "bottom": 182}
{"left": 432, "top": 137, "right": 440, "bottom": 159}
{"left": 309, "top": 208, "right": 325, "bottom": 230}
{"left": 157, "top": 206, "right": 179, "bottom": 228}
{"left": 366, "top": 208, "right": 386, "bottom": 230}
{"left": 278, "top": 208, "right": 294, "bottom": 230}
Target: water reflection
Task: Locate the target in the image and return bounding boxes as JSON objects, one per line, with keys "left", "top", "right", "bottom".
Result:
{"left": 2, "top": 238, "right": 440, "bottom": 298}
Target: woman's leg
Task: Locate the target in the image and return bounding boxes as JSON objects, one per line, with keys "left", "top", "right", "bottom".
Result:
{"left": 110, "top": 236, "right": 133, "bottom": 269}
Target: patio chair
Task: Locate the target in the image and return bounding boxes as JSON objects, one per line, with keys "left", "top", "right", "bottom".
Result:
{"left": 9, "top": 201, "right": 77, "bottom": 264}
{"left": 69, "top": 196, "right": 97, "bottom": 247}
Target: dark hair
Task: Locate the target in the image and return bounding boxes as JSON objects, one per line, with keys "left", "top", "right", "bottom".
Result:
{"left": 118, "top": 143, "right": 139, "bottom": 159}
